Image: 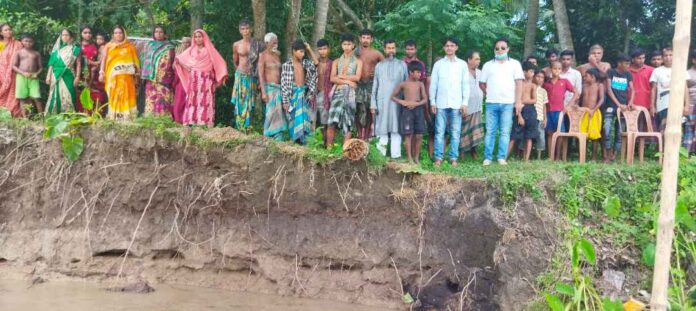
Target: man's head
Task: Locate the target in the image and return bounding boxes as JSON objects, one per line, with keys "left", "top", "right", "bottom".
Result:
{"left": 559, "top": 50, "right": 574, "bottom": 70}
{"left": 359, "top": 29, "right": 373, "bottom": 48}
{"left": 317, "top": 39, "right": 330, "bottom": 58}
{"left": 525, "top": 55, "right": 538, "bottom": 67}
{"left": 20, "top": 33, "right": 34, "bottom": 49}
{"left": 545, "top": 48, "right": 559, "bottom": 64}
{"left": 650, "top": 50, "right": 663, "bottom": 67}
{"left": 588, "top": 44, "right": 604, "bottom": 62}
{"left": 340, "top": 33, "right": 355, "bottom": 54}
{"left": 662, "top": 47, "right": 673, "bottom": 67}
{"left": 616, "top": 53, "right": 631, "bottom": 70}
{"left": 493, "top": 37, "right": 509, "bottom": 60}
{"left": 239, "top": 19, "right": 252, "bottom": 38}
{"left": 404, "top": 39, "right": 417, "bottom": 58}
{"left": 408, "top": 61, "right": 423, "bottom": 81}
{"left": 291, "top": 40, "right": 306, "bottom": 60}
{"left": 549, "top": 61, "right": 562, "bottom": 78}
{"left": 466, "top": 50, "right": 480, "bottom": 68}
{"left": 180, "top": 36, "right": 191, "bottom": 49}
{"left": 630, "top": 48, "right": 646, "bottom": 67}
{"left": 522, "top": 61, "right": 536, "bottom": 80}
{"left": 384, "top": 39, "right": 396, "bottom": 58}
{"left": 443, "top": 37, "right": 459, "bottom": 56}
{"left": 264, "top": 32, "right": 278, "bottom": 53}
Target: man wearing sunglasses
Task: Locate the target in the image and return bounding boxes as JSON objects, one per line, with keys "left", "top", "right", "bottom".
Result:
{"left": 479, "top": 37, "right": 524, "bottom": 166}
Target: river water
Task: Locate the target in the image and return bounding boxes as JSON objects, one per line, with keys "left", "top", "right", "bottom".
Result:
{"left": 0, "top": 280, "right": 391, "bottom": 311}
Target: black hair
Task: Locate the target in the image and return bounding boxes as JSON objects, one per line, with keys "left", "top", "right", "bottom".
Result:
{"left": 95, "top": 32, "right": 108, "bottom": 40}
{"left": 80, "top": 25, "right": 92, "bottom": 33}
{"left": 404, "top": 39, "right": 417, "bottom": 48}
{"left": 113, "top": 25, "right": 126, "bottom": 34}
{"left": 465, "top": 50, "right": 479, "bottom": 60}
{"left": 408, "top": 61, "right": 423, "bottom": 73}
{"left": 60, "top": 28, "right": 74, "bottom": 39}
{"left": 522, "top": 61, "right": 536, "bottom": 72}
{"left": 630, "top": 48, "right": 646, "bottom": 59}
{"left": 316, "top": 39, "right": 329, "bottom": 48}
{"left": 493, "top": 37, "right": 509, "bottom": 47}
{"left": 359, "top": 29, "right": 373, "bottom": 37}
{"left": 650, "top": 50, "right": 663, "bottom": 58}
{"left": 443, "top": 37, "right": 459, "bottom": 46}
{"left": 545, "top": 48, "right": 559, "bottom": 59}
{"left": 239, "top": 19, "right": 251, "bottom": 27}
{"left": 384, "top": 38, "right": 396, "bottom": 46}
{"left": 662, "top": 46, "right": 673, "bottom": 53}
{"left": 525, "top": 55, "right": 538, "bottom": 62}
{"left": 291, "top": 40, "right": 306, "bottom": 51}
{"left": 559, "top": 49, "right": 575, "bottom": 58}
{"left": 152, "top": 25, "right": 167, "bottom": 36}
{"left": 534, "top": 69, "right": 545, "bottom": 76}
{"left": 617, "top": 53, "right": 631, "bottom": 63}
{"left": 20, "top": 33, "right": 34, "bottom": 40}
{"left": 340, "top": 33, "right": 354, "bottom": 44}
{"left": 586, "top": 68, "right": 603, "bottom": 82}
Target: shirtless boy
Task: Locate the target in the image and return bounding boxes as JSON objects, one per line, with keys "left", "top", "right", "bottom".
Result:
{"left": 508, "top": 61, "right": 538, "bottom": 162}
{"left": 581, "top": 68, "right": 605, "bottom": 161}
{"left": 315, "top": 39, "right": 333, "bottom": 143}
{"left": 391, "top": 62, "right": 427, "bottom": 163}
{"left": 355, "top": 29, "right": 384, "bottom": 140}
{"left": 12, "top": 33, "right": 43, "bottom": 114}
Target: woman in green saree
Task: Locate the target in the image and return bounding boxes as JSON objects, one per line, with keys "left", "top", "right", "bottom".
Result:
{"left": 45, "top": 28, "right": 82, "bottom": 114}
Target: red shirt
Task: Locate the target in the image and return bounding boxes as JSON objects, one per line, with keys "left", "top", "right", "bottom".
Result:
{"left": 628, "top": 65, "right": 654, "bottom": 109}
{"left": 543, "top": 78, "right": 574, "bottom": 112}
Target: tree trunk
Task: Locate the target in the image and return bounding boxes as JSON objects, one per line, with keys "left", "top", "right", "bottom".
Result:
{"left": 190, "top": 0, "right": 204, "bottom": 32}
{"left": 334, "top": 0, "right": 365, "bottom": 30}
{"left": 252, "top": 0, "right": 266, "bottom": 40}
{"left": 622, "top": 20, "right": 631, "bottom": 53}
{"left": 552, "top": 0, "right": 574, "bottom": 51}
{"left": 523, "top": 0, "right": 540, "bottom": 57}
{"left": 285, "top": 0, "right": 303, "bottom": 56}
{"left": 77, "top": 0, "right": 84, "bottom": 29}
{"left": 311, "top": 0, "right": 330, "bottom": 46}
{"left": 650, "top": 0, "right": 692, "bottom": 309}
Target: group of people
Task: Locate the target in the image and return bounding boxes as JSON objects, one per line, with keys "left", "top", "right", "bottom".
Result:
{"left": 1, "top": 20, "right": 695, "bottom": 165}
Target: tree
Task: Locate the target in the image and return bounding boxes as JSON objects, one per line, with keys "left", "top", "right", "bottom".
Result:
{"left": 284, "top": 0, "right": 302, "bottom": 55}
{"left": 552, "top": 0, "right": 574, "bottom": 51}
{"left": 311, "top": 0, "right": 330, "bottom": 46}
{"left": 252, "top": 0, "right": 266, "bottom": 40}
{"left": 523, "top": 0, "right": 540, "bottom": 57}
{"left": 190, "top": 0, "right": 204, "bottom": 32}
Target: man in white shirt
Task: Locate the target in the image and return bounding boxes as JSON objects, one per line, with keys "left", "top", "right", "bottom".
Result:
{"left": 650, "top": 47, "right": 690, "bottom": 132}
{"left": 429, "top": 37, "right": 469, "bottom": 167}
{"left": 479, "top": 37, "right": 524, "bottom": 165}
{"left": 559, "top": 50, "right": 583, "bottom": 106}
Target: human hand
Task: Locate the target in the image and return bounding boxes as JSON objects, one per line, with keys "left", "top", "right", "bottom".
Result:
{"left": 262, "top": 93, "right": 269, "bottom": 103}
{"left": 431, "top": 106, "right": 437, "bottom": 115}
{"left": 283, "top": 104, "right": 289, "bottom": 111}
{"left": 518, "top": 115, "right": 525, "bottom": 126}
{"left": 460, "top": 106, "right": 467, "bottom": 115}
{"left": 371, "top": 108, "right": 376, "bottom": 116}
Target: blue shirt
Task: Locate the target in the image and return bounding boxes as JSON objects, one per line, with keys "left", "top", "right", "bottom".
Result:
{"left": 429, "top": 56, "right": 470, "bottom": 109}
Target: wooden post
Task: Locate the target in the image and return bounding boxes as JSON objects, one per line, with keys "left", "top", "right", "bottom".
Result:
{"left": 650, "top": 0, "right": 693, "bottom": 309}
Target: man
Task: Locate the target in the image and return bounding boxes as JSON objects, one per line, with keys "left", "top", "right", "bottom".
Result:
{"left": 559, "top": 50, "right": 583, "bottom": 107}
{"left": 577, "top": 44, "right": 611, "bottom": 77}
{"left": 370, "top": 39, "right": 407, "bottom": 159}
{"left": 403, "top": 39, "right": 427, "bottom": 83}
{"left": 525, "top": 55, "right": 539, "bottom": 67}
{"left": 429, "top": 37, "right": 469, "bottom": 167}
{"left": 326, "top": 33, "right": 363, "bottom": 147}
{"left": 355, "top": 29, "right": 384, "bottom": 140}
{"left": 281, "top": 40, "right": 318, "bottom": 145}
{"left": 628, "top": 48, "right": 654, "bottom": 110}
{"left": 650, "top": 50, "right": 663, "bottom": 68}
{"left": 542, "top": 48, "right": 559, "bottom": 77}
{"left": 402, "top": 39, "right": 433, "bottom": 156}
{"left": 258, "top": 32, "right": 286, "bottom": 140}
{"left": 232, "top": 19, "right": 264, "bottom": 132}
{"left": 460, "top": 50, "right": 485, "bottom": 160}
{"left": 313, "top": 39, "right": 333, "bottom": 144}
{"left": 480, "top": 37, "right": 524, "bottom": 166}
{"left": 650, "top": 47, "right": 689, "bottom": 132}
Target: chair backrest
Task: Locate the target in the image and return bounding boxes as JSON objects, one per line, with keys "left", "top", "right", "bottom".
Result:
{"left": 619, "top": 106, "right": 655, "bottom": 133}
{"left": 558, "top": 106, "right": 588, "bottom": 133}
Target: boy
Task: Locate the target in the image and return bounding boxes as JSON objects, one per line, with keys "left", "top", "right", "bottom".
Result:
{"left": 605, "top": 54, "right": 635, "bottom": 162}
{"left": 281, "top": 40, "right": 318, "bottom": 145}
{"left": 391, "top": 62, "right": 427, "bottom": 163}
{"left": 314, "top": 39, "right": 333, "bottom": 145}
{"left": 533, "top": 69, "right": 548, "bottom": 159}
{"left": 12, "top": 33, "right": 43, "bottom": 114}
{"left": 326, "top": 33, "right": 363, "bottom": 147}
{"left": 544, "top": 61, "right": 579, "bottom": 160}
{"left": 581, "top": 68, "right": 604, "bottom": 161}
{"left": 508, "top": 61, "right": 538, "bottom": 162}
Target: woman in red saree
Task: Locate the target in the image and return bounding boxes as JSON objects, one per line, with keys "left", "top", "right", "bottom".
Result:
{"left": 0, "top": 23, "right": 24, "bottom": 117}
{"left": 174, "top": 29, "right": 227, "bottom": 126}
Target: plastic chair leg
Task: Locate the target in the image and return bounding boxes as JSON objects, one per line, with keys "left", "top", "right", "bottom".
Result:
{"left": 621, "top": 138, "right": 627, "bottom": 163}
{"left": 639, "top": 139, "right": 645, "bottom": 162}
{"left": 562, "top": 138, "right": 568, "bottom": 161}
{"left": 579, "top": 137, "right": 587, "bottom": 163}
{"left": 627, "top": 133, "right": 636, "bottom": 165}
{"left": 550, "top": 135, "right": 558, "bottom": 161}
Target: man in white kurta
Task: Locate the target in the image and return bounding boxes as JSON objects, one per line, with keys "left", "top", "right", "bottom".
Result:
{"left": 371, "top": 39, "right": 407, "bottom": 158}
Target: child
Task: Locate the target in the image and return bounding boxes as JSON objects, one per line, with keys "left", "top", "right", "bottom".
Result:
{"left": 392, "top": 62, "right": 427, "bottom": 163}
{"left": 605, "top": 54, "right": 635, "bottom": 163}
{"left": 508, "top": 61, "right": 538, "bottom": 162}
{"left": 544, "top": 61, "right": 579, "bottom": 160}
{"left": 533, "top": 69, "right": 548, "bottom": 160}
{"left": 580, "top": 68, "right": 604, "bottom": 161}
{"left": 12, "top": 33, "right": 43, "bottom": 114}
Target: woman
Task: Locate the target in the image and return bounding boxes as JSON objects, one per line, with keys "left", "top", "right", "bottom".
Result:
{"left": 77, "top": 26, "right": 100, "bottom": 112}
{"left": 100, "top": 25, "right": 139, "bottom": 120}
{"left": 174, "top": 29, "right": 227, "bottom": 127}
{"left": 172, "top": 36, "right": 191, "bottom": 123}
{"left": 0, "top": 23, "right": 23, "bottom": 116}
{"left": 140, "top": 26, "right": 175, "bottom": 117}
{"left": 684, "top": 50, "right": 696, "bottom": 155}
{"left": 45, "top": 29, "right": 82, "bottom": 114}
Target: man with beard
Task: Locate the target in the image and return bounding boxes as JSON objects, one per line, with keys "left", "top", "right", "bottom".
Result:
{"left": 370, "top": 39, "right": 407, "bottom": 158}
{"left": 232, "top": 19, "right": 264, "bottom": 132}
{"left": 258, "top": 33, "right": 286, "bottom": 140}
{"left": 355, "top": 29, "right": 384, "bottom": 140}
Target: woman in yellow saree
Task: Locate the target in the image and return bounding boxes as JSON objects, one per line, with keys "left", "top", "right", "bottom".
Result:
{"left": 99, "top": 25, "right": 139, "bottom": 120}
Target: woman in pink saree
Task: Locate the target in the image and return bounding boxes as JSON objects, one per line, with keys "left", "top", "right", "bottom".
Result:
{"left": 0, "top": 23, "right": 24, "bottom": 117}
{"left": 174, "top": 29, "right": 228, "bottom": 126}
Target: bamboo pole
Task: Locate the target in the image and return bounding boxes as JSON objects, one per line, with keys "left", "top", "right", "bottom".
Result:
{"left": 650, "top": 0, "right": 693, "bottom": 309}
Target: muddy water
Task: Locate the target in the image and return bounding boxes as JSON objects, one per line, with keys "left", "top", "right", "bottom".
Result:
{"left": 0, "top": 280, "right": 392, "bottom": 311}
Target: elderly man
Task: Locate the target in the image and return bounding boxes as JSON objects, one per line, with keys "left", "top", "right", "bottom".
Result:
{"left": 258, "top": 32, "right": 286, "bottom": 140}
{"left": 370, "top": 39, "right": 407, "bottom": 158}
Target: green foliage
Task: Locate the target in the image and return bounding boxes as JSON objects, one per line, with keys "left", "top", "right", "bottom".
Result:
{"left": 0, "top": 108, "right": 13, "bottom": 121}
{"left": 43, "top": 112, "right": 99, "bottom": 161}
